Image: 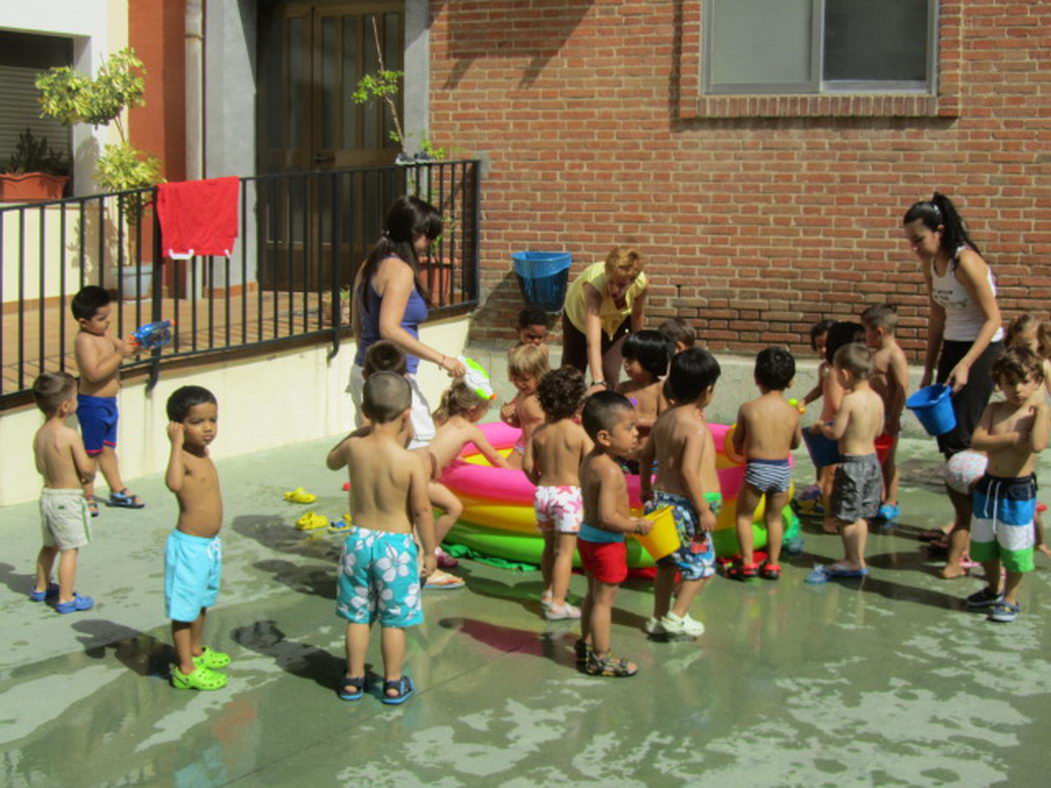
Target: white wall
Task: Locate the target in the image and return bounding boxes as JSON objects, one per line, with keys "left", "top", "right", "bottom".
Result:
{"left": 0, "top": 0, "right": 129, "bottom": 195}
{"left": 0, "top": 314, "right": 471, "bottom": 506}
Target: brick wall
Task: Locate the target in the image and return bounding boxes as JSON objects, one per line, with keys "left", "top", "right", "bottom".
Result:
{"left": 429, "top": 0, "right": 1051, "bottom": 360}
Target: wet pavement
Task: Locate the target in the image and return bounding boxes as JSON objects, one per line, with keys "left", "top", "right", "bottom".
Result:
{"left": 2, "top": 435, "right": 1050, "bottom": 786}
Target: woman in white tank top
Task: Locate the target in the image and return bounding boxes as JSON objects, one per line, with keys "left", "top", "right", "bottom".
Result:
{"left": 903, "top": 192, "right": 1004, "bottom": 579}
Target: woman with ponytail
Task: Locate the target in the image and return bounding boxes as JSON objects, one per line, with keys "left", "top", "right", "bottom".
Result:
{"left": 903, "top": 192, "right": 1004, "bottom": 578}
{"left": 349, "top": 196, "right": 466, "bottom": 448}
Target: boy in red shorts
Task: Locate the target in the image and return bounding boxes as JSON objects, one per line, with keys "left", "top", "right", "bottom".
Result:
{"left": 576, "top": 391, "right": 652, "bottom": 677}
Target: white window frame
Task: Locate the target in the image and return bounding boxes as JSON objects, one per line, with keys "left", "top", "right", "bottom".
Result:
{"left": 703, "top": 0, "right": 938, "bottom": 95}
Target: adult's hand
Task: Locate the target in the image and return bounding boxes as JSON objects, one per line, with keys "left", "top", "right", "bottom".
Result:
{"left": 439, "top": 355, "right": 466, "bottom": 378}
{"left": 947, "top": 361, "right": 970, "bottom": 393}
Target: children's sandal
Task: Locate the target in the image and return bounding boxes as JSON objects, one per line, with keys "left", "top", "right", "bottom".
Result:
{"left": 171, "top": 664, "right": 228, "bottom": 691}
{"left": 106, "top": 489, "right": 145, "bottom": 509}
{"left": 727, "top": 561, "right": 759, "bottom": 581}
{"left": 381, "top": 675, "right": 415, "bottom": 705}
{"left": 192, "top": 646, "right": 231, "bottom": 670}
{"left": 585, "top": 653, "right": 638, "bottom": 678}
{"left": 338, "top": 675, "right": 366, "bottom": 701}
{"left": 760, "top": 562, "right": 781, "bottom": 580}
{"left": 84, "top": 495, "right": 100, "bottom": 518}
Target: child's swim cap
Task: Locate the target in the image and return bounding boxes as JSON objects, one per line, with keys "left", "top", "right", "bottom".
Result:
{"left": 459, "top": 356, "right": 495, "bottom": 401}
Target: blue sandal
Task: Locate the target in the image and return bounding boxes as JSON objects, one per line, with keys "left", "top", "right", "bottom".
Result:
{"left": 988, "top": 600, "right": 1020, "bottom": 623}
{"left": 338, "top": 675, "right": 365, "bottom": 701}
{"left": 381, "top": 675, "right": 415, "bottom": 705}
{"left": 29, "top": 582, "right": 59, "bottom": 602}
{"left": 106, "top": 489, "right": 145, "bottom": 509}
{"left": 54, "top": 593, "right": 94, "bottom": 614}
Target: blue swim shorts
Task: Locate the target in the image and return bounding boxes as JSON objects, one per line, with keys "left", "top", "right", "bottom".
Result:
{"left": 337, "top": 527, "right": 422, "bottom": 628}
{"left": 77, "top": 394, "right": 118, "bottom": 455}
{"left": 646, "top": 490, "right": 720, "bottom": 581}
{"left": 744, "top": 458, "right": 792, "bottom": 495}
{"left": 164, "top": 529, "right": 222, "bottom": 622}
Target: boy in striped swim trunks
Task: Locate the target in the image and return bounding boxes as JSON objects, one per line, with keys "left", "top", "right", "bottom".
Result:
{"left": 730, "top": 347, "right": 803, "bottom": 580}
{"left": 965, "top": 347, "right": 1048, "bottom": 623}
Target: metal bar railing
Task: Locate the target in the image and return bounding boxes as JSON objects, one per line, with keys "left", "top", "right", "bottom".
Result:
{"left": 0, "top": 160, "right": 480, "bottom": 406}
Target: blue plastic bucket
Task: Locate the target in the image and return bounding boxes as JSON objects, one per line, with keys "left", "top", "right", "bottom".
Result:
{"left": 803, "top": 427, "right": 842, "bottom": 467}
{"left": 513, "top": 251, "right": 571, "bottom": 313}
{"left": 906, "top": 384, "right": 957, "bottom": 436}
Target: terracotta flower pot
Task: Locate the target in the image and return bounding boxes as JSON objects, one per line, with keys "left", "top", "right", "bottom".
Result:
{"left": 0, "top": 172, "right": 69, "bottom": 202}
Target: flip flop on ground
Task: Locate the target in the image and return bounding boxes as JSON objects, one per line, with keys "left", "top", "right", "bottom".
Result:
{"left": 106, "top": 489, "right": 144, "bottom": 508}
{"left": 424, "top": 570, "right": 465, "bottom": 590}
{"left": 805, "top": 564, "right": 869, "bottom": 584}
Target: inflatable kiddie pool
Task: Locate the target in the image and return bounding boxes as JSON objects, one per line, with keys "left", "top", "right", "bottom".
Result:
{"left": 441, "top": 422, "right": 801, "bottom": 568}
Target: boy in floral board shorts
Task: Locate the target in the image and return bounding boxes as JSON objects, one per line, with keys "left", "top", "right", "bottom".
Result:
{"left": 327, "top": 372, "right": 436, "bottom": 704}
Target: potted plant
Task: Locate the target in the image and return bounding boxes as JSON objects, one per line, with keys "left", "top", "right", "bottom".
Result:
{"left": 0, "top": 128, "right": 70, "bottom": 202}
{"left": 36, "top": 48, "right": 163, "bottom": 296}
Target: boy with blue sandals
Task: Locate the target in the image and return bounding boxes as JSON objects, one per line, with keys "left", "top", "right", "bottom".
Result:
{"left": 806, "top": 344, "right": 884, "bottom": 583}
{"left": 71, "top": 286, "right": 144, "bottom": 515}
{"left": 165, "top": 385, "right": 231, "bottom": 690}
{"left": 327, "top": 372, "right": 436, "bottom": 704}
{"left": 965, "top": 348, "right": 1048, "bottom": 623}
{"left": 30, "top": 372, "right": 96, "bottom": 613}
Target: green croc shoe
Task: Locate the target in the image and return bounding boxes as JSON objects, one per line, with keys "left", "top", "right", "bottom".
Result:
{"left": 192, "top": 646, "right": 231, "bottom": 670}
{"left": 171, "top": 664, "right": 228, "bottom": 691}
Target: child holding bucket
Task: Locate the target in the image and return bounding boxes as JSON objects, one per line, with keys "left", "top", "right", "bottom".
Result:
{"left": 805, "top": 344, "right": 884, "bottom": 583}
{"left": 523, "top": 367, "right": 592, "bottom": 620}
{"left": 963, "top": 347, "right": 1048, "bottom": 622}
{"left": 640, "top": 348, "right": 722, "bottom": 638}
{"left": 576, "top": 390, "right": 651, "bottom": 676}
{"left": 862, "top": 304, "right": 910, "bottom": 524}
{"left": 729, "top": 347, "right": 802, "bottom": 581}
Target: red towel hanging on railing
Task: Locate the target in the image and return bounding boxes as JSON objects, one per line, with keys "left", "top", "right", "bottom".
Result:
{"left": 157, "top": 176, "right": 239, "bottom": 259}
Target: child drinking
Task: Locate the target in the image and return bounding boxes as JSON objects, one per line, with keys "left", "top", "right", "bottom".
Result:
{"left": 576, "top": 391, "right": 651, "bottom": 676}
{"left": 500, "top": 343, "right": 549, "bottom": 469}
{"left": 422, "top": 365, "right": 510, "bottom": 588}
{"left": 523, "top": 367, "right": 592, "bottom": 620}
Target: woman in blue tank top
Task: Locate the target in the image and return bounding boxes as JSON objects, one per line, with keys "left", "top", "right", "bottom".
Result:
{"left": 348, "top": 197, "right": 466, "bottom": 448}
{"left": 904, "top": 192, "right": 1003, "bottom": 578}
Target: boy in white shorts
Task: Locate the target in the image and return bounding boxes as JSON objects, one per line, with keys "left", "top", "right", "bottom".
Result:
{"left": 30, "top": 372, "right": 96, "bottom": 613}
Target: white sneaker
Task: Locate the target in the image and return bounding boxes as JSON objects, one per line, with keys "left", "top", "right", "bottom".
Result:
{"left": 644, "top": 617, "right": 666, "bottom": 635}
{"left": 660, "top": 612, "right": 702, "bottom": 638}
{"left": 545, "top": 602, "right": 581, "bottom": 621}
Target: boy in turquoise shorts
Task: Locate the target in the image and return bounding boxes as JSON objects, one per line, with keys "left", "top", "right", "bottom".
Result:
{"left": 966, "top": 347, "right": 1048, "bottom": 623}
{"left": 327, "top": 372, "right": 436, "bottom": 704}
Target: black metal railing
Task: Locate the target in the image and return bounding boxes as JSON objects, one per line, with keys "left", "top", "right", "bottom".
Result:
{"left": 0, "top": 160, "right": 480, "bottom": 407}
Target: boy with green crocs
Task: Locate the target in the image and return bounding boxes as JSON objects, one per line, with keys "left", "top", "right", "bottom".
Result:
{"left": 966, "top": 348, "right": 1049, "bottom": 623}
{"left": 164, "top": 385, "right": 230, "bottom": 690}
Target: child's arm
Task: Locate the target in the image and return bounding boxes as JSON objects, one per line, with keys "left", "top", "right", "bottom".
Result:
{"left": 790, "top": 413, "right": 803, "bottom": 450}
{"left": 639, "top": 435, "right": 656, "bottom": 500}
{"left": 970, "top": 405, "right": 1017, "bottom": 452}
{"left": 680, "top": 428, "right": 716, "bottom": 532}
{"left": 518, "top": 394, "right": 545, "bottom": 433}
{"left": 889, "top": 348, "right": 910, "bottom": 423}
{"left": 410, "top": 453, "right": 437, "bottom": 579}
{"left": 165, "top": 423, "right": 186, "bottom": 492}
{"left": 499, "top": 399, "right": 520, "bottom": 427}
{"left": 1028, "top": 400, "right": 1049, "bottom": 453}
{"left": 802, "top": 362, "right": 827, "bottom": 406}
{"left": 74, "top": 333, "right": 133, "bottom": 385}
{"left": 471, "top": 426, "right": 511, "bottom": 471}
{"left": 732, "top": 407, "right": 747, "bottom": 456}
{"left": 522, "top": 431, "right": 540, "bottom": 485}
{"left": 818, "top": 397, "right": 852, "bottom": 441}
{"left": 69, "top": 432, "right": 96, "bottom": 485}
{"left": 596, "top": 463, "right": 649, "bottom": 535}
{"left": 325, "top": 431, "right": 359, "bottom": 470}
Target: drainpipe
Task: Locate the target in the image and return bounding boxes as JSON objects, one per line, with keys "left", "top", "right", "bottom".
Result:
{"left": 186, "top": 0, "right": 205, "bottom": 180}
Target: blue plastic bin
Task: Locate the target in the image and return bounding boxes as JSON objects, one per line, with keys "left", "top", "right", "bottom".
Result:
{"left": 513, "top": 251, "right": 571, "bottom": 313}
{"left": 906, "top": 384, "right": 957, "bottom": 436}
{"left": 803, "top": 427, "right": 842, "bottom": 467}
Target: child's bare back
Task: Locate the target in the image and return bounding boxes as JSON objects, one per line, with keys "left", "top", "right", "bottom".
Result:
{"left": 35, "top": 420, "right": 92, "bottom": 490}
{"left": 649, "top": 404, "right": 709, "bottom": 499}
{"left": 737, "top": 393, "right": 801, "bottom": 461}
{"left": 421, "top": 414, "right": 509, "bottom": 479}
{"left": 528, "top": 419, "right": 592, "bottom": 487}
{"left": 835, "top": 386, "right": 884, "bottom": 456}
{"left": 340, "top": 431, "right": 428, "bottom": 534}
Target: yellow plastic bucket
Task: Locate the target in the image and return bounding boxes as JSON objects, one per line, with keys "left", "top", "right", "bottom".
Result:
{"left": 635, "top": 506, "right": 680, "bottom": 561}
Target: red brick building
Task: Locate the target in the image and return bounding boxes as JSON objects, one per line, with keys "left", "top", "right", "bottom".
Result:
{"left": 429, "top": 0, "right": 1051, "bottom": 358}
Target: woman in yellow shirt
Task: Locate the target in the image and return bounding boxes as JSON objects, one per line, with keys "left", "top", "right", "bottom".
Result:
{"left": 562, "top": 246, "right": 649, "bottom": 390}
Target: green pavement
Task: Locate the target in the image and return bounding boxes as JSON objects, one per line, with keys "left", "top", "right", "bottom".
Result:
{"left": 2, "top": 435, "right": 1050, "bottom": 786}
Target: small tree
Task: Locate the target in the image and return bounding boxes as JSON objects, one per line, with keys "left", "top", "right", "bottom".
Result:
{"left": 36, "top": 48, "right": 163, "bottom": 201}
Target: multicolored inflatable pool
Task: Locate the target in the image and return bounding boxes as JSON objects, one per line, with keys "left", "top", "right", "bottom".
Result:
{"left": 441, "top": 422, "right": 801, "bottom": 567}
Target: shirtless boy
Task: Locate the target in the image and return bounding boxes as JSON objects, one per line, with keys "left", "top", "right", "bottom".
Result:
{"left": 164, "top": 385, "right": 230, "bottom": 690}
{"left": 964, "top": 348, "right": 1048, "bottom": 623}
{"left": 524, "top": 366, "right": 592, "bottom": 620}
{"left": 730, "top": 347, "right": 802, "bottom": 581}
{"left": 30, "top": 371, "right": 96, "bottom": 613}
{"left": 806, "top": 343, "right": 884, "bottom": 583}
{"left": 862, "top": 304, "right": 910, "bottom": 523}
{"left": 327, "top": 372, "right": 436, "bottom": 704}
{"left": 617, "top": 329, "right": 671, "bottom": 438}
{"left": 71, "top": 286, "right": 143, "bottom": 515}
{"left": 640, "top": 348, "right": 722, "bottom": 638}
{"left": 500, "top": 343, "right": 549, "bottom": 469}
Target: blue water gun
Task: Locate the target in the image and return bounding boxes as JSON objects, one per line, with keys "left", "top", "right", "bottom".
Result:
{"left": 129, "top": 320, "right": 174, "bottom": 349}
